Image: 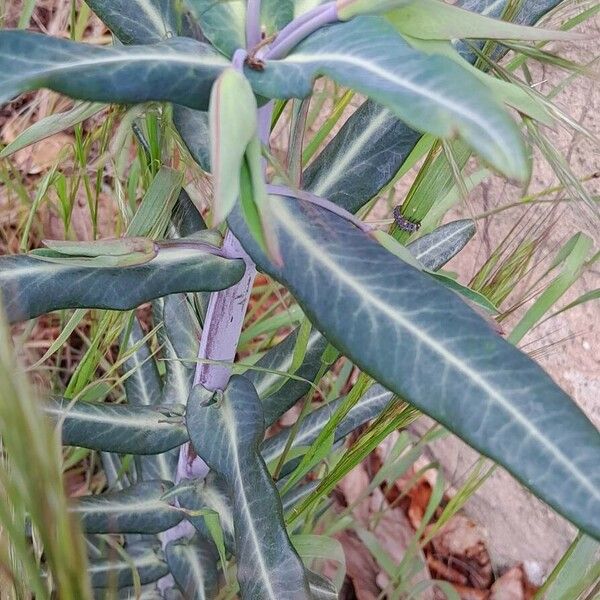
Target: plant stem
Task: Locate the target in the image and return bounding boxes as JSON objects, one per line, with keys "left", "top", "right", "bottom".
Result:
{"left": 264, "top": 2, "right": 338, "bottom": 60}
{"left": 193, "top": 237, "right": 257, "bottom": 391}
{"left": 246, "top": 0, "right": 262, "bottom": 49}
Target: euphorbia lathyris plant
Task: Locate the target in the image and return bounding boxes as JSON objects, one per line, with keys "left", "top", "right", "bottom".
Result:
{"left": 0, "top": 0, "right": 598, "bottom": 597}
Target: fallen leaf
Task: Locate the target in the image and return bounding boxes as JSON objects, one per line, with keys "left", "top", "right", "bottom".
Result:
{"left": 429, "top": 515, "right": 493, "bottom": 589}
{"left": 335, "top": 530, "right": 381, "bottom": 600}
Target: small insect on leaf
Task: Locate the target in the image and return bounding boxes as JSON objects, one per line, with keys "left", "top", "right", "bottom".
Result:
{"left": 393, "top": 205, "right": 421, "bottom": 233}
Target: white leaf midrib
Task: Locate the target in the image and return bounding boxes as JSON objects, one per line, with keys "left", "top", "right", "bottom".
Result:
{"left": 271, "top": 198, "right": 598, "bottom": 501}
{"left": 2, "top": 47, "right": 227, "bottom": 85}
{"left": 222, "top": 397, "right": 278, "bottom": 600}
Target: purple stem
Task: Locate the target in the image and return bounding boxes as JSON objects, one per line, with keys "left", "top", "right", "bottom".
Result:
{"left": 264, "top": 3, "right": 331, "bottom": 54}
{"left": 232, "top": 47, "right": 248, "bottom": 71}
{"left": 264, "top": 2, "right": 338, "bottom": 60}
{"left": 267, "top": 184, "right": 373, "bottom": 233}
{"left": 174, "top": 234, "right": 256, "bottom": 483}
{"left": 246, "top": 0, "right": 263, "bottom": 49}
{"left": 193, "top": 236, "right": 256, "bottom": 390}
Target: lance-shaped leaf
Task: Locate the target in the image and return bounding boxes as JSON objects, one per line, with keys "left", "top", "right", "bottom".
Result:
{"left": 121, "top": 317, "right": 180, "bottom": 482}
{"left": 339, "top": 0, "right": 578, "bottom": 41}
{"left": 122, "top": 318, "right": 163, "bottom": 407}
{"left": 253, "top": 220, "right": 475, "bottom": 425}
{"left": 389, "top": 0, "right": 578, "bottom": 41}
{"left": 178, "top": 475, "right": 319, "bottom": 558}
{"left": 165, "top": 537, "right": 219, "bottom": 600}
{"left": 156, "top": 295, "right": 198, "bottom": 407}
{"left": 170, "top": 189, "right": 207, "bottom": 238}
{"left": 45, "top": 398, "right": 188, "bottom": 455}
{"left": 262, "top": 384, "right": 394, "bottom": 464}
{"left": 187, "top": 0, "right": 295, "bottom": 53}
{"left": 305, "top": 0, "right": 563, "bottom": 213}
{"left": 32, "top": 237, "right": 158, "bottom": 268}
{"left": 209, "top": 69, "right": 258, "bottom": 224}
{"left": 84, "top": 0, "right": 215, "bottom": 181}
{"left": 402, "top": 36, "right": 551, "bottom": 124}
{"left": 248, "top": 16, "right": 528, "bottom": 181}
{"left": 85, "top": 0, "right": 180, "bottom": 44}
{"left": 228, "top": 197, "right": 600, "bottom": 539}
{"left": 280, "top": 480, "right": 320, "bottom": 512}
{"left": 304, "top": 100, "right": 421, "bottom": 213}
{"left": 0, "top": 32, "right": 228, "bottom": 110}
{"left": 306, "top": 571, "right": 338, "bottom": 600}
{"left": 187, "top": 376, "right": 311, "bottom": 598}
{"left": 88, "top": 541, "right": 168, "bottom": 588}
{"left": 73, "top": 481, "right": 183, "bottom": 534}
{"left": 457, "top": 0, "right": 562, "bottom": 23}
{"left": 248, "top": 327, "right": 329, "bottom": 424}
{"left": 100, "top": 452, "right": 133, "bottom": 491}
{"left": 453, "top": 0, "right": 564, "bottom": 63}
{"left": 408, "top": 220, "right": 476, "bottom": 271}
{"left": 0, "top": 237, "right": 245, "bottom": 323}
{"left": 85, "top": 0, "right": 213, "bottom": 178}
{"left": 174, "top": 106, "right": 211, "bottom": 172}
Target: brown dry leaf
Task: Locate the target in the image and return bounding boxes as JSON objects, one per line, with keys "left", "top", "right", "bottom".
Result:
{"left": 335, "top": 530, "right": 381, "bottom": 600}
{"left": 13, "top": 133, "right": 73, "bottom": 175}
{"left": 370, "top": 495, "right": 434, "bottom": 600}
{"left": 338, "top": 463, "right": 372, "bottom": 524}
{"left": 40, "top": 189, "right": 116, "bottom": 242}
{"left": 429, "top": 515, "right": 493, "bottom": 589}
{"left": 407, "top": 479, "right": 433, "bottom": 529}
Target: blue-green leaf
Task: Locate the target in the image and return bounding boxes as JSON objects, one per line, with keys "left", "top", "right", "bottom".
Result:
{"left": 46, "top": 398, "right": 188, "bottom": 455}
{"left": 304, "top": 1, "right": 563, "bottom": 213}
{"left": 248, "top": 328, "right": 329, "bottom": 424}
{"left": 174, "top": 106, "right": 211, "bottom": 172}
{"left": 209, "top": 68, "right": 258, "bottom": 224}
{"left": 262, "top": 384, "right": 394, "bottom": 465}
{"left": 176, "top": 474, "right": 235, "bottom": 551}
{"left": 186, "top": 377, "right": 311, "bottom": 598}
{"left": 304, "top": 100, "right": 421, "bottom": 213}
{"left": 121, "top": 317, "right": 180, "bottom": 482}
{"left": 0, "top": 32, "right": 228, "bottom": 110}
{"left": 249, "top": 16, "right": 529, "bottom": 181}
{"left": 122, "top": 318, "right": 163, "bottom": 407}
{"left": 88, "top": 541, "right": 168, "bottom": 588}
{"left": 262, "top": 0, "right": 295, "bottom": 34}
{"left": 73, "top": 481, "right": 183, "bottom": 534}
{"left": 0, "top": 236, "right": 245, "bottom": 323}
{"left": 85, "top": 0, "right": 181, "bottom": 44}
{"left": 166, "top": 537, "right": 219, "bottom": 600}
{"left": 228, "top": 197, "right": 600, "bottom": 539}
{"left": 408, "top": 220, "right": 476, "bottom": 271}
{"left": 158, "top": 295, "right": 198, "bottom": 405}
{"left": 186, "top": 0, "right": 246, "bottom": 56}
